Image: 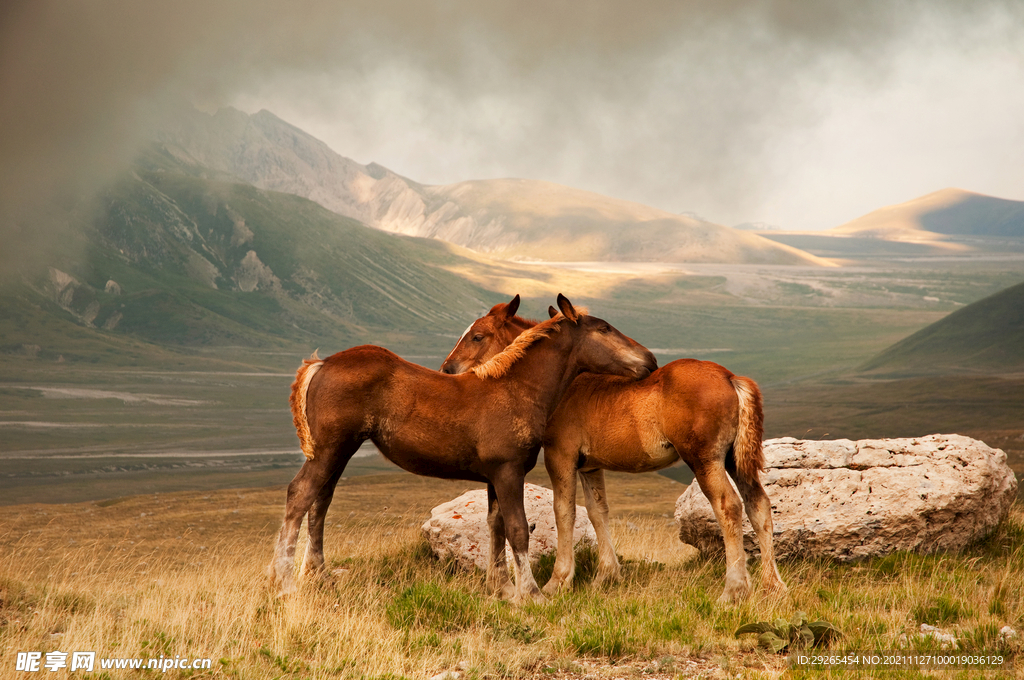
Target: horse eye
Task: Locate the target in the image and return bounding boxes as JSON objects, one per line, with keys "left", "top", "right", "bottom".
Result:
{"left": 472, "top": 334, "right": 484, "bottom": 342}
{"left": 599, "top": 325, "right": 611, "bottom": 333}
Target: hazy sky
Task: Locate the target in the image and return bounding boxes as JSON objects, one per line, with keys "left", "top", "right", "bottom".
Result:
{"left": 3, "top": 0, "right": 1024, "bottom": 243}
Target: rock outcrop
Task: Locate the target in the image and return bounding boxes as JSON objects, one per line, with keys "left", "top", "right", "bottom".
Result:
{"left": 675, "top": 434, "right": 1018, "bottom": 561}
{"left": 421, "top": 483, "right": 597, "bottom": 572}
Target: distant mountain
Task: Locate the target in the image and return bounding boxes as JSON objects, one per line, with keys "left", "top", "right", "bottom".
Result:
{"left": 733, "top": 221, "right": 783, "bottom": 232}
{"left": 156, "top": 107, "right": 826, "bottom": 266}
{"left": 861, "top": 279, "right": 1024, "bottom": 375}
{"left": 829, "top": 188, "right": 1024, "bottom": 244}
{"left": 420, "top": 179, "right": 826, "bottom": 264}
{"left": 2, "top": 148, "right": 499, "bottom": 358}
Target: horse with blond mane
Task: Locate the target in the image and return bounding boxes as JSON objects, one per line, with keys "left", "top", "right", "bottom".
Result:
{"left": 269, "top": 295, "right": 657, "bottom": 603}
{"left": 440, "top": 295, "right": 786, "bottom": 603}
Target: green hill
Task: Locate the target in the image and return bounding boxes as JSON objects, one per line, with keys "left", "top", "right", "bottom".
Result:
{"left": 1, "top": 148, "right": 503, "bottom": 365}
{"left": 861, "top": 279, "right": 1024, "bottom": 375}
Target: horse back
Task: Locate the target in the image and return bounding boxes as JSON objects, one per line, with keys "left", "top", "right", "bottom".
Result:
{"left": 306, "top": 346, "right": 526, "bottom": 479}
{"left": 547, "top": 359, "right": 742, "bottom": 472}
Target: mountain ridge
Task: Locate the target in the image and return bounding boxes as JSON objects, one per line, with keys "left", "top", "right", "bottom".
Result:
{"left": 155, "top": 107, "right": 827, "bottom": 266}
{"left": 828, "top": 188, "right": 1024, "bottom": 244}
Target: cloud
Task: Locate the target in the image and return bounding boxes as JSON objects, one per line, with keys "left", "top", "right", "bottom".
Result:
{"left": 3, "top": 0, "right": 1023, "bottom": 275}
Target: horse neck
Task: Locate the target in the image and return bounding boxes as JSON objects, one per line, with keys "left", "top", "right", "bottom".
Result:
{"left": 509, "top": 315, "right": 539, "bottom": 333}
{"left": 499, "top": 325, "right": 580, "bottom": 415}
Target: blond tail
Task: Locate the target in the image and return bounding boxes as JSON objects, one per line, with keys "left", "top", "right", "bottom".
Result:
{"left": 731, "top": 375, "right": 765, "bottom": 484}
{"left": 290, "top": 351, "right": 324, "bottom": 460}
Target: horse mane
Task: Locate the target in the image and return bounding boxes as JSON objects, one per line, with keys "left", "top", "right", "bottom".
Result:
{"left": 471, "top": 317, "right": 561, "bottom": 379}
{"left": 468, "top": 305, "right": 589, "bottom": 379}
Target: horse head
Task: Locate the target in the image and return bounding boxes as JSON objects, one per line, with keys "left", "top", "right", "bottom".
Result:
{"left": 554, "top": 294, "right": 657, "bottom": 380}
{"left": 441, "top": 294, "right": 530, "bottom": 374}
{"left": 441, "top": 294, "right": 656, "bottom": 380}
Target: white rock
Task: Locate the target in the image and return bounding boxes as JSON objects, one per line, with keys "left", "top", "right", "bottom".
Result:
{"left": 920, "top": 624, "right": 958, "bottom": 647}
{"left": 421, "top": 483, "right": 596, "bottom": 571}
{"left": 675, "top": 434, "right": 1018, "bottom": 561}
{"left": 429, "top": 671, "right": 461, "bottom": 680}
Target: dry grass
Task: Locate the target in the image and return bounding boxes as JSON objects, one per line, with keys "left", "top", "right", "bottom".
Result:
{"left": 1, "top": 471, "right": 1022, "bottom": 679}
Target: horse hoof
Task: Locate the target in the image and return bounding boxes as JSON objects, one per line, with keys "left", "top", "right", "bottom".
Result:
{"left": 717, "top": 586, "right": 750, "bottom": 606}
{"left": 593, "top": 570, "right": 621, "bottom": 588}
{"left": 299, "top": 565, "right": 330, "bottom": 583}
{"left": 495, "top": 582, "right": 517, "bottom": 602}
{"left": 513, "top": 588, "right": 547, "bottom": 605}
{"left": 541, "top": 580, "right": 564, "bottom": 597}
{"left": 273, "top": 578, "right": 298, "bottom": 598}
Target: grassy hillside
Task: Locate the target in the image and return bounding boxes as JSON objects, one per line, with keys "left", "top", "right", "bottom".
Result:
{"left": 1, "top": 149, "right": 505, "bottom": 363}
{"left": 860, "top": 279, "right": 1024, "bottom": 375}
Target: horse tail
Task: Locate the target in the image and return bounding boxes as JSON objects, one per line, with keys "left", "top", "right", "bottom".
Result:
{"left": 290, "top": 350, "right": 324, "bottom": 460}
{"left": 730, "top": 375, "right": 765, "bottom": 484}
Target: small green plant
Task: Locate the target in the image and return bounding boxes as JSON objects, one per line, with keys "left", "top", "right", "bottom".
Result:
{"left": 533, "top": 544, "right": 600, "bottom": 589}
{"left": 912, "top": 595, "right": 969, "bottom": 625}
{"left": 386, "top": 582, "right": 481, "bottom": 632}
{"left": 735, "top": 611, "right": 841, "bottom": 654}
{"left": 562, "top": 609, "right": 639, "bottom": 658}
{"left": 257, "top": 646, "right": 309, "bottom": 675}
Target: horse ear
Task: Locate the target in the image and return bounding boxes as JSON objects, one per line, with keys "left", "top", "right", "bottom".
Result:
{"left": 548, "top": 306, "right": 558, "bottom": 319}
{"left": 556, "top": 294, "right": 579, "bottom": 324}
{"left": 487, "top": 293, "right": 521, "bottom": 321}
{"left": 504, "top": 294, "right": 521, "bottom": 319}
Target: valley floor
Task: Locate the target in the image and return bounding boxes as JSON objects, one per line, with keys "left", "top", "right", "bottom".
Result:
{"left": 1, "top": 470, "right": 1021, "bottom": 679}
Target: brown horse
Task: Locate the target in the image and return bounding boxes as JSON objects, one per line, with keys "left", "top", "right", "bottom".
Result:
{"left": 269, "top": 295, "right": 657, "bottom": 603}
{"left": 440, "top": 296, "right": 786, "bottom": 603}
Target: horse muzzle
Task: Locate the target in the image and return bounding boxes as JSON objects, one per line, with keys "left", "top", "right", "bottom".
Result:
{"left": 635, "top": 352, "right": 658, "bottom": 379}
{"left": 440, "top": 361, "right": 464, "bottom": 375}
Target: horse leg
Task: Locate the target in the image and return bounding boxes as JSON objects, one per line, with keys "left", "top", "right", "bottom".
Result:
{"left": 492, "top": 466, "right": 544, "bottom": 604}
{"left": 691, "top": 463, "right": 751, "bottom": 604}
{"left": 299, "top": 465, "right": 346, "bottom": 580}
{"left": 727, "top": 462, "right": 787, "bottom": 595}
{"left": 485, "top": 483, "right": 515, "bottom": 600}
{"left": 579, "top": 468, "right": 621, "bottom": 587}
{"left": 268, "top": 444, "right": 355, "bottom": 596}
{"left": 542, "top": 447, "right": 581, "bottom": 595}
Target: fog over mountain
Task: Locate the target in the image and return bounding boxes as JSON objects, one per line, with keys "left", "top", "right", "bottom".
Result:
{"left": 4, "top": 0, "right": 1024, "bottom": 277}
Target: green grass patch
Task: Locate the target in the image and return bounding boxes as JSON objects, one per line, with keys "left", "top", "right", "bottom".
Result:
{"left": 387, "top": 582, "right": 483, "bottom": 632}
{"left": 912, "top": 595, "right": 970, "bottom": 626}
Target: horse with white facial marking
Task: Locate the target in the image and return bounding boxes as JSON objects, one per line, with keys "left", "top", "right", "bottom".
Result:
{"left": 269, "top": 294, "right": 657, "bottom": 603}
{"left": 440, "top": 295, "right": 786, "bottom": 603}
